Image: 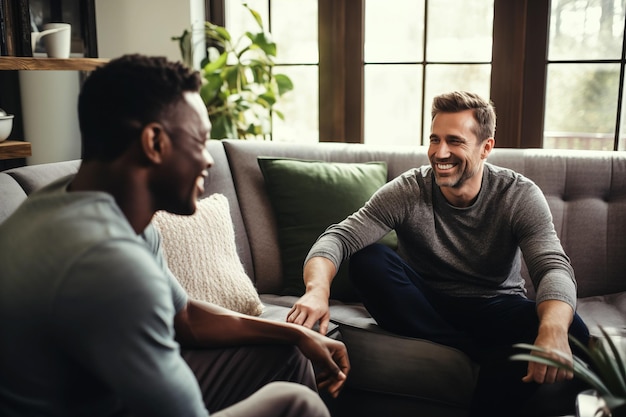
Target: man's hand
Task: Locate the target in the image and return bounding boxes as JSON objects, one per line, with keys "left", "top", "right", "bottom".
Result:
{"left": 522, "top": 300, "right": 574, "bottom": 384}
{"left": 287, "top": 291, "right": 331, "bottom": 335}
{"left": 296, "top": 328, "right": 350, "bottom": 398}
{"left": 287, "top": 257, "right": 335, "bottom": 335}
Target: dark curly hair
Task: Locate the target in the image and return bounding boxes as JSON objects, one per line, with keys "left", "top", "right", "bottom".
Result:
{"left": 78, "top": 54, "right": 202, "bottom": 161}
{"left": 431, "top": 91, "right": 496, "bottom": 142}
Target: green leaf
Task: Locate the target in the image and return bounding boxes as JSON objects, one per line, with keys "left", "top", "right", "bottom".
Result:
{"left": 203, "top": 51, "right": 228, "bottom": 75}
{"left": 210, "top": 114, "right": 238, "bottom": 139}
{"left": 273, "top": 109, "right": 285, "bottom": 120}
{"left": 275, "top": 74, "right": 294, "bottom": 96}
{"left": 205, "top": 22, "right": 231, "bottom": 42}
{"left": 244, "top": 3, "right": 264, "bottom": 29}
{"left": 247, "top": 32, "right": 277, "bottom": 57}
{"left": 200, "top": 73, "right": 223, "bottom": 105}
{"left": 221, "top": 65, "right": 242, "bottom": 90}
{"left": 214, "top": 25, "right": 231, "bottom": 41}
{"left": 245, "top": 122, "right": 258, "bottom": 135}
{"left": 259, "top": 92, "right": 277, "bottom": 106}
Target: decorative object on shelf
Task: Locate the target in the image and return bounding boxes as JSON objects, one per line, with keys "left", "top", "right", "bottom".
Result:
{"left": 31, "top": 23, "right": 71, "bottom": 58}
{"left": 173, "top": 4, "right": 293, "bottom": 140}
{"left": 511, "top": 326, "right": 626, "bottom": 417}
{"left": 0, "top": 107, "right": 14, "bottom": 142}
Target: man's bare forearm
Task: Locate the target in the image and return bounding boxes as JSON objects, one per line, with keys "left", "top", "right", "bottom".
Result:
{"left": 536, "top": 299, "right": 573, "bottom": 337}
{"left": 303, "top": 256, "right": 336, "bottom": 297}
{"left": 175, "top": 300, "right": 312, "bottom": 348}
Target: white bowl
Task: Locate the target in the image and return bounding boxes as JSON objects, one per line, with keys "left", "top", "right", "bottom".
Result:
{"left": 0, "top": 115, "right": 14, "bottom": 142}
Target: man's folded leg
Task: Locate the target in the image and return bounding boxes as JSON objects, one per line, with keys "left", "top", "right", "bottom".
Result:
{"left": 181, "top": 344, "right": 317, "bottom": 413}
{"left": 211, "top": 381, "right": 330, "bottom": 417}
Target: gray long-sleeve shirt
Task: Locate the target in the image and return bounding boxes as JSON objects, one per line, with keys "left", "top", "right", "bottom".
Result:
{"left": 306, "top": 162, "right": 577, "bottom": 309}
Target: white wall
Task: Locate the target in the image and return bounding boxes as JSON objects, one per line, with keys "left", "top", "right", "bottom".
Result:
{"left": 20, "top": 70, "right": 82, "bottom": 165}
{"left": 95, "top": 0, "right": 205, "bottom": 62}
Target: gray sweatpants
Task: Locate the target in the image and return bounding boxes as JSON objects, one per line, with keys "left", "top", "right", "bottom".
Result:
{"left": 182, "top": 344, "right": 330, "bottom": 417}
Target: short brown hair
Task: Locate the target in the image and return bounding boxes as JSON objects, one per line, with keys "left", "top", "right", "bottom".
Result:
{"left": 431, "top": 91, "right": 496, "bottom": 141}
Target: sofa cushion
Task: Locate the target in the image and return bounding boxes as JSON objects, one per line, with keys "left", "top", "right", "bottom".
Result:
{"left": 258, "top": 157, "right": 396, "bottom": 301}
{"left": 153, "top": 194, "right": 264, "bottom": 316}
{"left": 576, "top": 292, "right": 626, "bottom": 337}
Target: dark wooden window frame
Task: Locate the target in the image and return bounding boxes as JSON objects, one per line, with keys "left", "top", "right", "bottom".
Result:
{"left": 491, "top": 0, "right": 549, "bottom": 149}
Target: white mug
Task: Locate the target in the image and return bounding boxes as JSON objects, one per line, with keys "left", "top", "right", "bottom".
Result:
{"left": 41, "top": 23, "right": 71, "bottom": 58}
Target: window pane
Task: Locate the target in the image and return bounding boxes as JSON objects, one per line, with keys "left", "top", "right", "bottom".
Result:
{"left": 365, "top": 0, "right": 425, "bottom": 63}
{"left": 271, "top": 0, "right": 318, "bottom": 64}
{"left": 364, "top": 65, "right": 423, "bottom": 146}
{"left": 549, "top": 0, "right": 626, "bottom": 60}
{"left": 426, "top": 0, "right": 494, "bottom": 62}
{"left": 225, "top": 0, "right": 269, "bottom": 37}
{"left": 423, "top": 64, "right": 492, "bottom": 143}
{"left": 272, "top": 65, "right": 319, "bottom": 143}
{"left": 544, "top": 63, "right": 619, "bottom": 151}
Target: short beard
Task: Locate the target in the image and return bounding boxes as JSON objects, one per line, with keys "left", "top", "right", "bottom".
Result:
{"left": 433, "top": 163, "right": 480, "bottom": 189}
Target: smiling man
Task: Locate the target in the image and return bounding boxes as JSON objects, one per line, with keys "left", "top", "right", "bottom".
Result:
{"left": 0, "top": 54, "right": 349, "bottom": 417}
{"left": 287, "top": 91, "right": 590, "bottom": 416}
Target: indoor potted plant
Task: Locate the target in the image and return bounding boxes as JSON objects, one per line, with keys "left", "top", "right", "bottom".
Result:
{"left": 512, "top": 326, "right": 626, "bottom": 417}
{"left": 172, "top": 4, "right": 293, "bottom": 140}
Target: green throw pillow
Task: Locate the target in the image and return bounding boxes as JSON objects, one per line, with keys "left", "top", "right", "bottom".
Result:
{"left": 258, "top": 157, "right": 398, "bottom": 301}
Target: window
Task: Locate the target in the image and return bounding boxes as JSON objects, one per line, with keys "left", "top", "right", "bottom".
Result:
{"left": 222, "top": 0, "right": 319, "bottom": 143}
{"left": 213, "top": 0, "right": 626, "bottom": 151}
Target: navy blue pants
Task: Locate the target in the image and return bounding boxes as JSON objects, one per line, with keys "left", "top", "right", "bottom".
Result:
{"left": 348, "top": 244, "right": 590, "bottom": 417}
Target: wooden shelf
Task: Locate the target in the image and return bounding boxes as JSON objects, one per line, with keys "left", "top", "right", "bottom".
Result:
{"left": 0, "top": 57, "right": 108, "bottom": 71}
{"left": 0, "top": 140, "right": 32, "bottom": 160}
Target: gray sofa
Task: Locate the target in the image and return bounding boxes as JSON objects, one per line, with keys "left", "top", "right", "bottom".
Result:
{"left": 1, "top": 139, "right": 625, "bottom": 417}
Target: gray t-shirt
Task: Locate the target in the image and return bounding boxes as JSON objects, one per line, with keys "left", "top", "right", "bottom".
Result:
{"left": 306, "top": 163, "right": 577, "bottom": 309}
{"left": 0, "top": 176, "right": 208, "bottom": 417}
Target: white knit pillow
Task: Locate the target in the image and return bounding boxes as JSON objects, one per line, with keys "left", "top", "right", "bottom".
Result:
{"left": 152, "top": 193, "right": 264, "bottom": 316}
